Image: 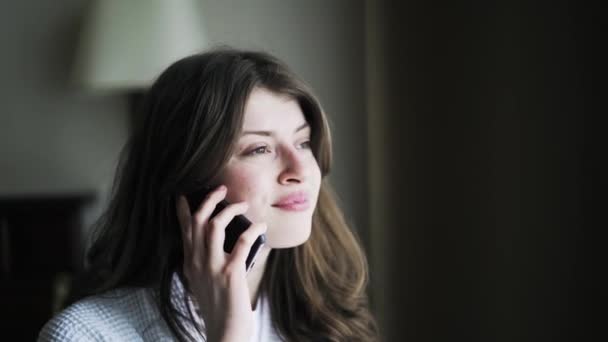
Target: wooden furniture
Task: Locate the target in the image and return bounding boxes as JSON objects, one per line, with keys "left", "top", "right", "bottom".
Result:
{"left": 0, "top": 194, "right": 94, "bottom": 340}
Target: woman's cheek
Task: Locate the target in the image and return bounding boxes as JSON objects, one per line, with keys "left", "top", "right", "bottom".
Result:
{"left": 222, "top": 169, "right": 270, "bottom": 223}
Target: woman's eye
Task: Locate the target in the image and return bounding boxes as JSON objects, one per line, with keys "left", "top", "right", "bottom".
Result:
{"left": 246, "top": 146, "right": 271, "bottom": 156}
{"left": 299, "top": 140, "right": 311, "bottom": 149}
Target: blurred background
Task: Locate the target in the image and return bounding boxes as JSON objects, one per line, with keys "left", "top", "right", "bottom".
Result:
{"left": 0, "top": 0, "right": 600, "bottom": 341}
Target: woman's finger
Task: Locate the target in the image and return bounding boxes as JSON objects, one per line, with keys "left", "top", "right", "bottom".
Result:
{"left": 225, "top": 223, "right": 267, "bottom": 274}
{"left": 192, "top": 185, "right": 227, "bottom": 225}
{"left": 206, "top": 201, "right": 249, "bottom": 270}
{"left": 191, "top": 186, "right": 227, "bottom": 263}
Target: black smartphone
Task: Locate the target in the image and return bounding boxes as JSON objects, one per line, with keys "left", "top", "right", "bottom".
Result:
{"left": 186, "top": 187, "right": 266, "bottom": 272}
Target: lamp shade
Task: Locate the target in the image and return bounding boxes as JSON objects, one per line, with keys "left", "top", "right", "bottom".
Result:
{"left": 73, "top": 0, "right": 207, "bottom": 90}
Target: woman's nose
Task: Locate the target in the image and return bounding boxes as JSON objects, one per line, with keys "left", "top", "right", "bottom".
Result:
{"left": 278, "top": 147, "right": 307, "bottom": 185}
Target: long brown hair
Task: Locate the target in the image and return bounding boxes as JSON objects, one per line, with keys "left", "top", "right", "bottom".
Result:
{"left": 74, "top": 48, "right": 378, "bottom": 341}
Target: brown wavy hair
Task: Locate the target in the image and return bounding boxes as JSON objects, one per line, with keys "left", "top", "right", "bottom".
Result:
{"left": 72, "top": 48, "right": 378, "bottom": 341}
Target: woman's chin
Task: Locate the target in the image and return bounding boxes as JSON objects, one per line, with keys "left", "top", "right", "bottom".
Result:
{"left": 264, "top": 226, "right": 311, "bottom": 249}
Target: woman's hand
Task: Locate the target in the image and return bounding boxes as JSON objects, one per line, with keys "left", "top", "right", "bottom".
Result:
{"left": 176, "top": 185, "right": 267, "bottom": 342}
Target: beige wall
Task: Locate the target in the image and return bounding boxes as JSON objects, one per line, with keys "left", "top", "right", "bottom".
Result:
{"left": 0, "top": 1, "right": 129, "bottom": 196}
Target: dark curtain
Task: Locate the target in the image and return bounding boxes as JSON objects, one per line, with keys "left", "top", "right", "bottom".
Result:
{"left": 375, "top": 1, "right": 601, "bottom": 341}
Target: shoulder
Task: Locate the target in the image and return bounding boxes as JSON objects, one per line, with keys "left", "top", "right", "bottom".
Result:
{"left": 37, "top": 287, "right": 165, "bottom": 342}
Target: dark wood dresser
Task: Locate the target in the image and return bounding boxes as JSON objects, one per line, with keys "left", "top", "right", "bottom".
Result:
{"left": 0, "top": 194, "right": 94, "bottom": 340}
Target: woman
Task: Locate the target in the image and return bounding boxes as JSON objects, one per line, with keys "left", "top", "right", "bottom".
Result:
{"left": 39, "top": 48, "right": 378, "bottom": 341}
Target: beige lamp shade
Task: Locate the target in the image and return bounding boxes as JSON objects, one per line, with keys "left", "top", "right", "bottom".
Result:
{"left": 73, "top": 0, "right": 207, "bottom": 90}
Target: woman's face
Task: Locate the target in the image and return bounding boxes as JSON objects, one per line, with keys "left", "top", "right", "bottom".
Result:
{"left": 216, "top": 87, "right": 322, "bottom": 248}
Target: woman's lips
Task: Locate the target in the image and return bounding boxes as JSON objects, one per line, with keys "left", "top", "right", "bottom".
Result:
{"left": 272, "top": 192, "right": 310, "bottom": 211}
{"left": 273, "top": 201, "right": 310, "bottom": 211}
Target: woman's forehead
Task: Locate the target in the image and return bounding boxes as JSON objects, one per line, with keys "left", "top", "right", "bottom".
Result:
{"left": 241, "top": 88, "right": 307, "bottom": 132}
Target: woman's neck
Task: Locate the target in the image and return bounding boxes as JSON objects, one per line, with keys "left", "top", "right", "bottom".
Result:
{"left": 246, "top": 245, "right": 272, "bottom": 310}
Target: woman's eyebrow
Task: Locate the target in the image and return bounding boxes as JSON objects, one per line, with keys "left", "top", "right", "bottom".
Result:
{"left": 241, "top": 122, "right": 309, "bottom": 136}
